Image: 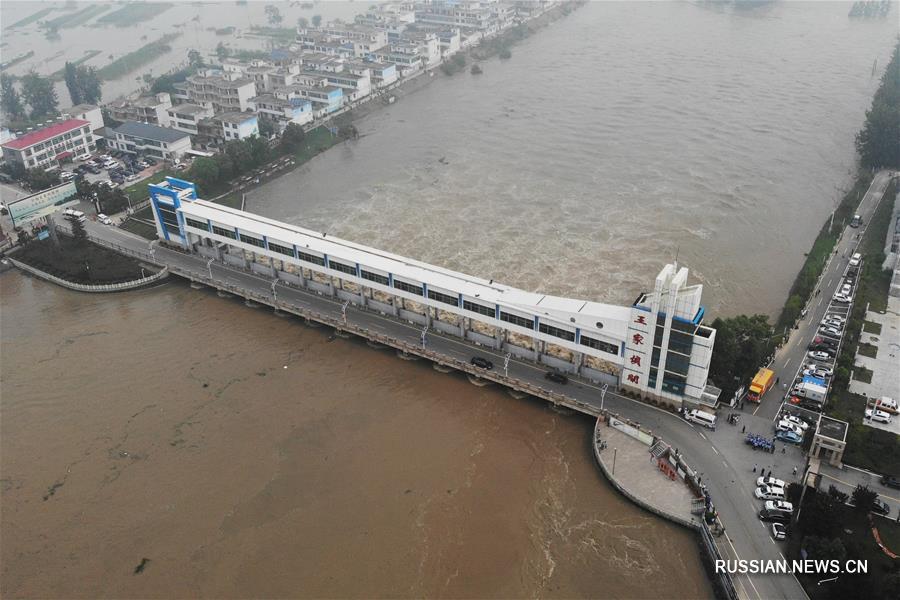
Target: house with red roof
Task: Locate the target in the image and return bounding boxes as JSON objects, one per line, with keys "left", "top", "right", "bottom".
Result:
{"left": 1, "top": 119, "right": 95, "bottom": 170}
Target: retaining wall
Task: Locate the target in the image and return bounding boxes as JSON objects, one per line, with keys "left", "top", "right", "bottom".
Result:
{"left": 10, "top": 258, "right": 168, "bottom": 293}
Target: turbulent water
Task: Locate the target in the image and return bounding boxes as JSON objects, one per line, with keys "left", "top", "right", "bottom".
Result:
{"left": 248, "top": 1, "right": 897, "bottom": 317}
{"left": 0, "top": 273, "right": 711, "bottom": 598}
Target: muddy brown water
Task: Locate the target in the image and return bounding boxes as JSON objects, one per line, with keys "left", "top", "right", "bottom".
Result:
{"left": 0, "top": 272, "right": 712, "bottom": 598}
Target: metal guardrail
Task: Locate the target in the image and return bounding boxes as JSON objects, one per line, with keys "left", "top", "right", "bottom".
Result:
{"left": 8, "top": 256, "right": 168, "bottom": 292}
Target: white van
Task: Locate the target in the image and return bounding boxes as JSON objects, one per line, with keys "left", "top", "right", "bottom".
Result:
{"left": 686, "top": 409, "right": 717, "bottom": 430}
{"left": 63, "top": 208, "right": 86, "bottom": 223}
{"left": 874, "top": 397, "right": 898, "bottom": 414}
{"left": 755, "top": 485, "right": 786, "bottom": 501}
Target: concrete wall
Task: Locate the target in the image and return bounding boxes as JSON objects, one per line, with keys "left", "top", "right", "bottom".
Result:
{"left": 250, "top": 262, "right": 273, "bottom": 276}
{"left": 506, "top": 343, "right": 536, "bottom": 362}
{"left": 582, "top": 367, "right": 619, "bottom": 387}
{"left": 307, "top": 280, "right": 333, "bottom": 295}
{"left": 433, "top": 320, "right": 462, "bottom": 337}
{"left": 398, "top": 309, "right": 428, "bottom": 325}
{"left": 277, "top": 270, "right": 303, "bottom": 286}
{"left": 336, "top": 289, "right": 364, "bottom": 305}
{"left": 223, "top": 253, "right": 246, "bottom": 268}
{"left": 367, "top": 298, "right": 395, "bottom": 314}
{"left": 540, "top": 353, "right": 576, "bottom": 373}
{"left": 466, "top": 330, "right": 498, "bottom": 348}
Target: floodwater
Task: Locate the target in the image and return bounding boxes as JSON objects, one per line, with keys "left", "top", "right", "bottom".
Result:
{"left": 0, "top": 272, "right": 712, "bottom": 598}
{"left": 249, "top": 1, "right": 897, "bottom": 318}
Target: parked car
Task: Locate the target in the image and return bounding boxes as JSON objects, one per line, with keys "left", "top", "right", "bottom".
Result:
{"left": 865, "top": 409, "right": 892, "bottom": 424}
{"left": 846, "top": 496, "right": 891, "bottom": 516}
{"left": 794, "top": 398, "right": 824, "bottom": 412}
{"left": 840, "top": 284, "right": 852, "bottom": 296}
{"left": 765, "top": 500, "right": 794, "bottom": 514}
{"left": 126, "top": 174, "right": 139, "bottom": 182}
{"left": 808, "top": 351, "right": 832, "bottom": 362}
{"left": 755, "top": 484, "right": 786, "bottom": 500}
{"left": 779, "top": 414, "right": 810, "bottom": 431}
{"left": 772, "top": 523, "right": 787, "bottom": 541}
{"left": 819, "top": 326, "right": 842, "bottom": 337}
{"left": 758, "top": 509, "right": 791, "bottom": 524}
{"left": 545, "top": 371, "right": 568, "bottom": 384}
{"left": 849, "top": 253, "right": 862, "bottom": 267}
{"left": 775, "top": 430, "right": 803, "bottom": 444}
{"left": 97, "top": 213, "right": 112, "bottom": 225}
{"left": 832, "top": 294, "right": 852, "bottom": 304}
{"left": 470, "top": 356, "right": 493, "bottom": 370}
{"left": 776, "top": 420, "right": 803, "bottom": 437}
{"left": 821, "top": 320, "right": 844, "bottom": 330}
{"left": 757, "top": 476, "right": 787, "bottom": 489}
{"left": 144, "top": 157, "right": 157, "bottom": 166}
{"left": 824, "top": 314, "right": 846, "bottom": 323}
{"left": 880, "top": 475, "right": 900, "bottom": 490}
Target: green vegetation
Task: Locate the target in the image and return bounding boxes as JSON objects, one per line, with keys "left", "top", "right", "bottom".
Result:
{"left": 706, "top": 314, "right": 773, "bottom": 402}
{"left": 96, "top": 2, "right": 173, "bottom": 27}
{"left": 857, "top": 343, "right": 878, "bottom": 359}
{"left": 826, "top": 177, "right": 899, "bottom": 474}
{"left": 5, "top": 7, "right": 55, "bottom": 29}
{"left": 440, "top": 53, "right": 467, "bottom": 76}
{"left": 856, "top": 40, "right": 900, "bottom": 170}
{"left": 15, "top": 235, "right": 145, "bottom": 284}
{"left": 121, "top": 169, "right": 177, "bottom": 206}
{"left": 248, "top": 26, "right": 296, "bottom": 43}
{"left": 851, "top": 366, "right": 873, "bottom": 383}
{"left": 862, "top": 320, "right": 882, "bottom": 334}
{"left": 64, "top": 62, "right": 102, "bottom": 105}
{"left": 215, "top": 42, "right": 271, "bottom": 63}
{"left": 49, "top": 50, "right": 102, "bottom": 81}
{"left": 43, "top": 4, "right": 109, "bottom": 30}
{"left": 97, "top": 33, "right": 181, "bottom": 80}
{"left": 0, "top": 73, "right": 25, "bottom": 121}
{"left": 19, "top": 71, "right": 59, "bottom": 121}
{"left": 1, "top": 50, "right": 34, "bottom": 70}
{"left": 787, "top": 486, "right": 900, "bottom": 600}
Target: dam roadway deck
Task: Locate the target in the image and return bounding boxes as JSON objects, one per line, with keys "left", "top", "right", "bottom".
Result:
{"left": 61, "top": 219, "right": 806, "bottom": 600}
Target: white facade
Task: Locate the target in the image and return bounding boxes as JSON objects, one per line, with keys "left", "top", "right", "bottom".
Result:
{"left": 1, "top": 119, "right": 95, "bottom": 169}
{"left": 216, "top": 112, "right": 260, "bottom": 141}
{"left": 64, "top": 104, "right": 104, "bottom": 133}
{"left": 112, "top": 122, "right": 192, "bottom": 161}
{"left": 166, "top": 104, "right": 214, "bottom": 136}
{"left": 109, "top": 93, "right": 172, "bottom": 127}
{"left": 174, "top": 69, "right": 257, "bottom": 113}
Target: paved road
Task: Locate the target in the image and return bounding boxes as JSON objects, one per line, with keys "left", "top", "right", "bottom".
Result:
{"left": 753, "top": 170, "right": 896, "bottom": 423}
{"left": 66, "top": 218, "right": 812, "bottom": 600}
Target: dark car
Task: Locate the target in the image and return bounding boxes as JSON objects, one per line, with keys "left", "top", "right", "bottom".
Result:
{"left": 758, "top": 509, "right": 791, "bottom": 523}
{"left": 797, "top": 399, "right": 824, "bottom": 412}
{"left": 545, "top": 371, "right": 568, "bottom": 384}
{"left": 881, "top": 475, "right": 900, "bottom": 490}
{"left": 144, "top": 157, "right": 157, "bottom": 166}
{"left": 470, "top": 356, "right": 493, "bottom": 370}
{"left": 846, "top": 497, "right": 891, "bottom": 516}
{"left": 808, "top": 344, "right": 835, "bottom": 354}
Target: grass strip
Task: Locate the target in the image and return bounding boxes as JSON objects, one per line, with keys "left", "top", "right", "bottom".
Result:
{"left": 96, "top": 2, "right": 173, "bottom": 27}
{"left": 43, "top": 5, "right": 109, "bottom": 30}
{"left": 96, "top": 33, "right": 181, "bottom": 81}
{"left": 5, "top": 7, "right": 55, "bottom": 29}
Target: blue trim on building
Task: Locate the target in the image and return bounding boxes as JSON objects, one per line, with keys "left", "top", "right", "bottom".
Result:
{"left": 693, "top": 306, "right": 705, "bottom": 325}
{"left": 633, "top": 305, "right": 651, "bottom": 312}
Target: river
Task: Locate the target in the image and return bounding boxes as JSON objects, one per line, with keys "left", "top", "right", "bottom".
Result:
{"left": 247, "top": 1, "right": 897, "bottom": 318}
{"left": 0, "top": 272, "right": 712, "bottom": 598}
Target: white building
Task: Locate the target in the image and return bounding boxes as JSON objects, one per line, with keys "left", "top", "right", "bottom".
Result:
{"left": 149, "top": 177, "right": 719, "bottom": 409}
{"left": 1, "top": 119, "right": 95, "bottom": 169}
{"left": 108, "top": 93, "right": 173, "bottom": 127}
{"left": 166, "top": 104, "right": 215, "bottom": 136}
{"left": 64, "top": 104, "right": 104, "bottom": 133}
{"left": 173, "top": 69, "right": 257, "bottom": 114}
{"left": 111, "top": 121, "right": 192, "bottom": 161}
{"left": 215, "top": 112, "right": 260, "bottom": 141}
{"left": 249, "top": 94, "right": 314, "bottom": 130}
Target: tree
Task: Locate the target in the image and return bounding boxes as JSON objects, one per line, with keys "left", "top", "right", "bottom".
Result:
{"left": 265, "top": 5, "right": 283, "bottom": 25}
{"left": 297, "top": 16, "right": 309, "bottom": 29}
{"left": 188, "top": 49, "right": 204, "bottom": 69}
{"left": 279, "top": 122, "right": 305, "bottom": 153}
{"left": 187, "top": 157, "right": 220, "bottom": 194}
{"left": 95, "top": 186, "right": 129, "bottom": 214}
{"left": 71, "top": 217, "right": 87, "bottom": 246}
{"left": 802, "top": 536, "right": 846, "bottom": 563}
{"left": 708, "top": 314, "right": 773, "bottom": 402}
{"left": 64, "top": 62, "right": 82, "bottom": 105}
{"left": 257, "top": 114, "right": 276, "bottom": 138}
{"left": 78, "top": 66, "right": 102, "bottom": 104}
{"left": 24, "top": 168, "right": 61, "bottom": 192}
{"left": 856, "top": 41, "right": 900, "bottom": 169}
{"left": 0, "top": 74, "right": 24, "bottom": 121}
{"left": 311, "top": 14, "right": 322, "bottom": 27}
{"left": 216, "top": 42, "right": 230, "bottom": 62}
{"left": 20, "top": 71, "right": 58, "bottom": 120}
{"left": 850, "top": 484, "right": 877, "bottom": 514}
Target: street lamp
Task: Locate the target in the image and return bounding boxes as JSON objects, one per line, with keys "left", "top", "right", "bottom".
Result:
{"left": 503, "top": 352, "right": 511, "bottom": 377}
{"left": 612, "top": 447, "right": 617, "bottom": 475}
{"left": 341, "top": 299, "right": 350, "bottom": 324}
{"left": 271, "top": 278, "right": 278, "bottom": 301}
{"left": 600, "top": 383, "right": 609, "bottom": 412}
{"left": 206, "top": 257, "right": 214, "bottom": 279}
{"left": 421, "top": 325, "right": 428, "bottom": 349}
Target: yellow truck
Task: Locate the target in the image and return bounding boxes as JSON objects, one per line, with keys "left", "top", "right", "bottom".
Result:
{"left": 747, "top": 368, "right": 775, "bottom": 403}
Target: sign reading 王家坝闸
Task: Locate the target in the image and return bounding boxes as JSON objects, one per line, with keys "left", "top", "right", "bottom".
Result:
{"left": 8, "top": 181, "right": 78, "bottom": 227}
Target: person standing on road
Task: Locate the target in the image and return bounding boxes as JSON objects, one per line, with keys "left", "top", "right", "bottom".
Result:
{"left": 753, "top": 463, "right": 757, "bottom": 473}
{"left": 793, "top": 466, "right": 798, "bottom": 476}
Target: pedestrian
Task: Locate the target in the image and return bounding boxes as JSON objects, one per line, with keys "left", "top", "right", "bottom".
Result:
{"left": 793, "top": 466, "right": 798, "bottom": 476}
{"left": 782, "top": 446, "right": 786, "bottom": 454}
{"left": 776, "top": 377, "right": 780, "bottom": 385}
{"left": 753, "top": 463, "right": 757, "bottom": 473}
{"left": 742, "top": 424, "right": 746, "bottom": 433}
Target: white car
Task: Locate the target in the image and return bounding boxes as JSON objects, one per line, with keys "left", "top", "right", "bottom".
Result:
{"left": 97, "top": 213, "right": 112, "bottom": 225}
{"left": 832, "top": 294, "right": 852, "bottom": 304}
{"left": 821, "top": 320, "right": 844, "bottom": 330}
{"left": 808, "top": 351, "right": 832, "bottom": 361}
{"left": 59, "top": 170, "right": 76, "bottom": 181}
{"left": 765, "top": 500, "right": 794, "bottom": 513}
{"left": 849, "top": 253, "right": 862, "bottom": 267}
{"left": 772, "top": 523, "right": 787, "bottom": 541}
{"left": 780, "top": 415, "right": 809, "bottom": 431}
{"left": 865, "top": 409, "right": 892, "bottom": 424}
{"left": 840, "top": 284, "right": 852, "bottom": 296}
{"left": 757, "top": 476, "right": 787, "bottom": 489}
{"left": 755, "top": 485, "right": 786, "bottom": 500}
{"left": 819, "top": 326, "right": 842, "bottom": 337}
{"left": 776, "top": 420, "right": 803, "bottom": 436}
{"left": 824, "top": 314, "right": 846, "bottom": 323}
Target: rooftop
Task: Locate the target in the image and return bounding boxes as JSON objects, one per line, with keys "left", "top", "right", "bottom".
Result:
{"left": 114, "top": 121, "right": 191, "bottom": 144}
{"left": 216, "top": 111, "right": 258, "bottom": 124}
{"left": 2, "top": 119, "right": 90, "bottom": 151}
{"left": 168, "top": 104, "right": 210, "bottom": 116}
{"left": 178, "top": 199, "right": 633, "bottom": 338}
{"left": 66, "top": 104, "right": 99, "bottom": 114}
{"left": 816, "top": 416, "right": 848, "bottom": 442}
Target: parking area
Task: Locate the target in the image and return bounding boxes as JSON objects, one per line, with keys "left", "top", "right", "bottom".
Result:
{"left": 850, "top": 293, "right": 900, "bottom": 434}
{"left": 63, "top": 150, "right": 163, "bottom": 191}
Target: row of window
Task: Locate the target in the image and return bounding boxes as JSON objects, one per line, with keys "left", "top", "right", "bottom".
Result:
{"left": 539, "top": 323, "right": 576, "bottom": 343}
{"left": 193, "top": 220, "right": 621, "bottom": 355}
{"left": 427, "top": 289, "right": 459, "bottom": 307}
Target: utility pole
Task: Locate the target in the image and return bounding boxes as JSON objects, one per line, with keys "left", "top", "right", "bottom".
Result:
{"left": 341, "top": 299, "right": 350, "bottom": 324}
{"left": 503, "top": 352, "right": 511, "bottom": 377}
{"left": 421, "top": 325, "right": 428, "bottom": 349}
{"left": 206, "top": 257, "right": 214, "bottom": 280}
{"left": 600, "top": 383, "right": 609, "bottom": 412}
{"left": 271, "top": 278, "right": 278, "bottom": 301}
